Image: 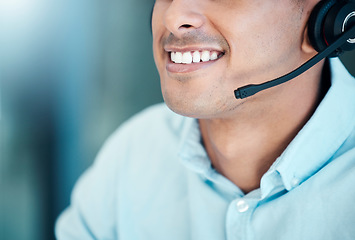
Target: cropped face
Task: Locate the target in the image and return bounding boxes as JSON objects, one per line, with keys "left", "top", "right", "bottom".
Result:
{"left": 152, "top": 0, "right": 310, "bottom": 119}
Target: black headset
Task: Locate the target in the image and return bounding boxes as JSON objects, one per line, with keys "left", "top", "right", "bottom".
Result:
{"left": 235, "top": 0, "right": 355, "bottom": 99}
{"left": 308, "top": 0, "right": 355, "bottom": 57}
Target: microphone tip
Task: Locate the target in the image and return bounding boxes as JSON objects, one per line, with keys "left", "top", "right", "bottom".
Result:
{"left": 234, "top": 89, "right": 242, "bottom": 99}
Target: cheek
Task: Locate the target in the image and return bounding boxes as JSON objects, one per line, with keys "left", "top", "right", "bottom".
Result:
{"left": 151, "top": 5, "right": 167, "bottom": 69}
{"left": 220, "top": 15, "right": 302, "bottom": 82}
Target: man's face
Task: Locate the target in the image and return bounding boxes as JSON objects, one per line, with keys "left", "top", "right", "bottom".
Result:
{"left": 152, "top": 0, "right": 309, "bottom": 119}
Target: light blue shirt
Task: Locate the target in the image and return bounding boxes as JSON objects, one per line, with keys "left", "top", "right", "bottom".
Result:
{"left": 56, "top": 58, "right": 355, "bottom": 240}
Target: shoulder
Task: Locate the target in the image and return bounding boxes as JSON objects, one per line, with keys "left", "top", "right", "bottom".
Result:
{"left": 55, "top": 103, "right": 187, "bottom": 239}
{"left": 95, "top": 103, "right": 190, "bottom": 171}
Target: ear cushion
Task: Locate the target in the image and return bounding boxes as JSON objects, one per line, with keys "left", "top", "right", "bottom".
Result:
{"left": 324, "top": 2, "right": 355, "bottom": 51}
{"left": 308, "top": 0, "right": 338, "bottom": 53}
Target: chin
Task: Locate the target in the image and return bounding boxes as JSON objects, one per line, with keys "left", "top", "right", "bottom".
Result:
{"left": 163, "top": 96, "right": 202, "bottom": 118}
{"left": 162, "top": 90, "right": 233, "bottom": 119}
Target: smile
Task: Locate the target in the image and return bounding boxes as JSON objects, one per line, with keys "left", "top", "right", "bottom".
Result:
{"left": 170, "top": 50, "right": 224, "bottom": 64}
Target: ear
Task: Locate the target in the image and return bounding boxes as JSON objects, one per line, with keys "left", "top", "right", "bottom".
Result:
{"left": 301, "top": 0, "right": 323, "bottom": 55}
{"left": 301, "top": 25, "right": 318, "bottom": 55}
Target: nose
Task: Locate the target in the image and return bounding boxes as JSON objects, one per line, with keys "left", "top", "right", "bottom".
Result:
{"left": 164, "top": 0, "right": 205, "bottom": 38}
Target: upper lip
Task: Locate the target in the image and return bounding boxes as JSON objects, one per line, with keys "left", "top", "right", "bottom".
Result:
{"left": 164, "top": 45, "right": 225, "bottom": 53}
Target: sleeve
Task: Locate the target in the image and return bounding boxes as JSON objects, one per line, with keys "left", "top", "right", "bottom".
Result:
{"left": 55, "top": 130, "right": 123, "bottom": 240}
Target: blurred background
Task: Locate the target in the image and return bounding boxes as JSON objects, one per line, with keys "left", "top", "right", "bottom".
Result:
{"left": 0, "top": 1, "right": 354, "bottom": 239}
{"left": 0, "top": 0, "right": 160, "bottom": 239}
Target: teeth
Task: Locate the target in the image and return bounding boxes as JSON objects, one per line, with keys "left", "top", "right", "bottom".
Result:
{"left": 201, "top": 50, "right": 210, "bottom": 62}
{"left": 211, "top": 52, "right": 218, "bottom": 60}
{"left": 170, "top": 50, "right": 222, "bottom": 64}
{"left": 171, "top": 52, "right": 176, "bottom": 62}
{"left": 174, "top": 52, "right": 182, "bottom": 64}
{"left": 182, "top": 52, "right": 193, "bottom": 64}
{"left": 192, "top": 51, "right": 200, "bottom": 63}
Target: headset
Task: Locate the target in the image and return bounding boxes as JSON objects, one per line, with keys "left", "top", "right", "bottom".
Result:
{"left": 234, "top": 0, "right": 355, "bottom": 99}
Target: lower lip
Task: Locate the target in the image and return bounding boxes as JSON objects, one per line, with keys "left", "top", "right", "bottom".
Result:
{"left": 166, "top": 58, "right": 222, "bottom": 73}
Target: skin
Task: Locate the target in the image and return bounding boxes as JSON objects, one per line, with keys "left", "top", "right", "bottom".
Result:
{"left": 152, "top": 0, "right": 325, "bottom": 193}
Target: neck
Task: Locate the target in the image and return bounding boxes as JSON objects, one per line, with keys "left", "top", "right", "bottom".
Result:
{"left": 199, "top": 61, "right": 327, "bottom": 194}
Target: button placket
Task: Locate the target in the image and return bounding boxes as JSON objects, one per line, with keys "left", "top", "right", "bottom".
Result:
{"left": 225, "top": 198, "right": 256, "bottom": 240}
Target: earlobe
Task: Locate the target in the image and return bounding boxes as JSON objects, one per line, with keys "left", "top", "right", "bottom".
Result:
{"left": 301, "top": 26, "right": 318, "bottom": 55}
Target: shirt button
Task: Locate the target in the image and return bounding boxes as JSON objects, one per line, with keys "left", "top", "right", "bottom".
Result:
{"left": 236, "top": 199, "right": 249, "bottom": 213}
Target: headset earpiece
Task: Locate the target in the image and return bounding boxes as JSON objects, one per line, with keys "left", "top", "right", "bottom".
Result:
{"left": 308, "top": 0, "right": 355, "bottom": 57}
{"left": 308, "top": 0, "right": 337, "bottom": 54}
{"left": 324, "top": 1, "right": 355, "bottom": 51}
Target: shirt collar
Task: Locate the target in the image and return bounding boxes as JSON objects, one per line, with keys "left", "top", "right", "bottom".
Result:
{"left": 273, "top": 57, "right": 355, "bottom": 191}
{"left": 178, "top": 117, "right": 210, "bottom": 175}
{"left": 178, "top": 117, "right": 243, "bottom": 196}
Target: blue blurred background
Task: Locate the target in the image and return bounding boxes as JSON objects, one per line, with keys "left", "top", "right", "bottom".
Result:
{"left": 0, "top": 0, "right": 160, "bottom": 239}
{"left": 0, "top": 1, "right": 354, "bottom": 239}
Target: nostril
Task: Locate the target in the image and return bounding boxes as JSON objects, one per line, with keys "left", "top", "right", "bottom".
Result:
{"left": 180, "top": 24, "right": 192, "bottom": 28}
